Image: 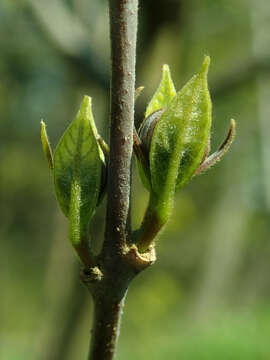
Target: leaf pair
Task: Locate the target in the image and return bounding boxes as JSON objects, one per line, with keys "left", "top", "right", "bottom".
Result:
{"left": 40, "top": 58, "right": 235, "bottom": 255}
{"left": 41, "top": 96, "right": 106, "bottom": 247}
{"left": 134, "top": 57, "right": 235, "bottom": 224}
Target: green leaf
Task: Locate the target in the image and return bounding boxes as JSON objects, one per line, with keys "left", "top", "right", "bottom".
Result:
{"left": 145, "top": 64, "right": 176, "bottom": 119}
{"left": 136, "top": 65, "right": 176, "bottom": 192}
{"left": 40, "top": 120, "right": 53, "bottom": 171}
{"left": 149, "top": 57, "right": 212, "bottom": 223}
{"left": 53, "top": 96, "right": 104, "bottom": 245}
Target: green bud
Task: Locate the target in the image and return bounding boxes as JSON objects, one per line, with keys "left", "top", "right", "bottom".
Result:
{"left": 135, "top": 57, "right": 235, "bottom": 226}
{"left": 134, "top": 65, "right": 176, "bottom": 191}
{"left": 150, "top": 57, "right": 211, "bottom": 223}
{"left": 53, "top": 96, "right": 106, "bottom": 246}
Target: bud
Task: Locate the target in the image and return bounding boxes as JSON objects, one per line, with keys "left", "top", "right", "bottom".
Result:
{"left": 41, "top": 96, "right": 107, "bottom": 247}
{"left": 135, "top": 57, "right": 235, "bottom": 225}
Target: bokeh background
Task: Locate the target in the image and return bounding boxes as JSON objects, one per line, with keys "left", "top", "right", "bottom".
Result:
{"left": 1, "top": 0, "right": 270, "bottom": 359}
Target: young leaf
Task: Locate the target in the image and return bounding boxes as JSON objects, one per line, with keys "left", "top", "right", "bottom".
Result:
{"left": 145, "top": 64, "right": 176, "bottom": 119}
{"left": 53, "top": 96, "right": 104, "bottom": 246}
{"left": 175, "top": 57, "right": 212, "bottom": 189}
{"left": 149, "top": 57, "right": 212, "bottom": 223}
{"left": 135, "top": 65, "right": 176, "bottom": 192}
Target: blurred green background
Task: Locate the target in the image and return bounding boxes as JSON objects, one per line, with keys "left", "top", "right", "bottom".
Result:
{"left": 1, "top": 0, "right": 270, "bottom": 359}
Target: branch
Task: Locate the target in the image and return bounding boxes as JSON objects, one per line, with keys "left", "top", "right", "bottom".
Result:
{"left": 86, "top": 1, "right": 140, "bottom": 359}
{"left": 104, "top": 0, "right": 138, "bottom": 253}
{"left": 88, "top": 293, "right": 127, "bottom": 360}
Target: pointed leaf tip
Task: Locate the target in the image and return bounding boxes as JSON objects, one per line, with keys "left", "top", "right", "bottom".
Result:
{"left": 80, "top": 95, "right": 91, "bottom": 118}
{"left": 40, "top": 120, "right": 53, "bottom": 171}
{"left": 145, "top": 63, "right": 176, "bottom": 118}
{"left": 200, "top": 56, "right": 210, "bottom": 76}
{"left": 79, "top": 95, "right": 101, "bottom": 143}
{"left": 203, "top": 55, "right": 211, "bottom": 67}
{"left": 83, "top": 94, "right": 91, "bottom": 105}
{"left": 162, "top": 64, "right": 170, "bottom": 75}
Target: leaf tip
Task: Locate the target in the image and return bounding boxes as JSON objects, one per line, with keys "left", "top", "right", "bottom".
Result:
{"left": 78, "top": 95, "right": 91, "bottom": 119}
{"left": 162, "top": 64, "right": 173, "bottom": 82}
{"left": 162, "top": 63, "right": 170, "bottom": 73}
{"left": 40, "top": 119, "right": 53, "bottom": 171}
{"left": 200, "top": 56, "right": 211, "bottom": 76}
{"left": 230, "top": 118, "right": 236, "bottom": 138}
{"left": 83, "top": 94, "right": 92, "bottom": 104}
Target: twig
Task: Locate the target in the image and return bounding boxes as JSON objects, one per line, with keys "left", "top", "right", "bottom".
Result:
{"left": 85, "top": 1, "right": 142, "bottom": 359}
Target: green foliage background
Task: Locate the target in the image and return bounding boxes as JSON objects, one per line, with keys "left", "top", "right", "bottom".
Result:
{"left": 1, "top": 0, "right": 270, "bottom": 359}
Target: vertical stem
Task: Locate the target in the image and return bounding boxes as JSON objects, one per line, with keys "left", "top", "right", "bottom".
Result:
{"left": 105, "top": 0, "right": 138, "bottom": 251}
{"left": 89, "top": 293, "right": 127, "bottom": 360}
{"left": 88, "top": 1, "right": 139, "bottom": 359}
